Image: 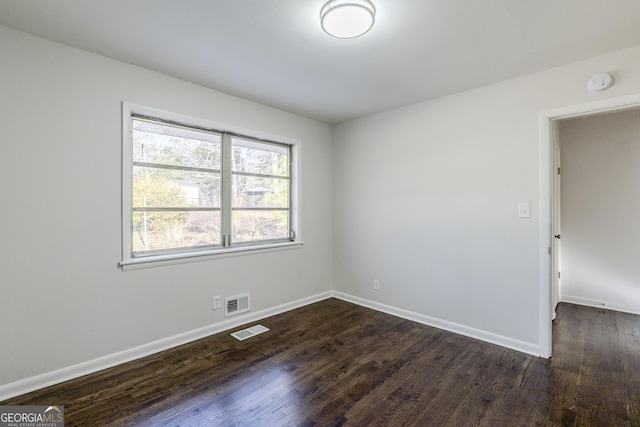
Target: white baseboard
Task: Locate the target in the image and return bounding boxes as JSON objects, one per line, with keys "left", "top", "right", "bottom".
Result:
{"left": 1, "top": 289, "right": 545, "bottom": 401}
{"left": 332, "top": 292, "right": 541, "bottom": 357}
{"left": 0, "top": 291, "right": 333, "bottom": 402}
{"left": 562, "top": 295, "right": 640, "bottom": 316}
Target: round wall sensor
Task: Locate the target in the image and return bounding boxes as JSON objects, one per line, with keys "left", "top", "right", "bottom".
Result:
{"left": 587, "top": 73, "right": 614, "bottom": 92}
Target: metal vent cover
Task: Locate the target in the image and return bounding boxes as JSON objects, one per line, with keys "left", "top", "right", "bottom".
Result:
{"left": 231, "top": 324, "right": 269, "bottom": 341}
{"left": 225, "top": 293, "right": 250, "bottom": 317}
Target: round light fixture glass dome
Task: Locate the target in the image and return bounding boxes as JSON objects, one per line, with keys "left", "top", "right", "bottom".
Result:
{"left": 320, "top": 0, "right": 376, "bottom": 39}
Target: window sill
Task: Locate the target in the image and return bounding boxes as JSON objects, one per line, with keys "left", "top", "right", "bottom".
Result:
{"left": 119, "top": 241, "right": 303, "bottom": 271}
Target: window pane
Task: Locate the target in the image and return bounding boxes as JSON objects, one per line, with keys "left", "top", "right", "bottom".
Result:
{"left": 232, "top": 210, "right": 289, "bottom": 243}
{"left": 232, "top": 175, "right": 289, "bottom": 208}
{"left": 133, "top": 119, "right": 221, "bottom": 170}
{"left": 232, "top": 137, "right": 289, "bottom": 176}
{"left": 133, "top": 211, "right": 220, "bottom": 253}
{"left": 133, "top": 166, "right": 220, "bottom": 208}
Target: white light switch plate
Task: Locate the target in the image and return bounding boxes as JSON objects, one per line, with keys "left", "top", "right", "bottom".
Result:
{"left": 518, "top": 202, "right": 531, "bottom": 218}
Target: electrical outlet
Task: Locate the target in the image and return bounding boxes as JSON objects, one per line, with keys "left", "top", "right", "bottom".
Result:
{"left": 213, "top": 296, "right": 221, "bottom": 310}
{"left": 373, "top": 279, "right": 380, "bottom": 291}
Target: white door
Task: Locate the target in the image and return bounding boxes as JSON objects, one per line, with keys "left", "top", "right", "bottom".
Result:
{"left": 551, "top": 132, "right": 562, "bottom": 320}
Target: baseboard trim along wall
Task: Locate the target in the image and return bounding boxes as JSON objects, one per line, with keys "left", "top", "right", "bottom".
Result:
{"left": 333, "top": 292, "right": 541, "bottom": 357}
{"left": 0, "top": 291, "right": 333, "bottom": 402}
{"left": 1, "top": 290, "right": 542, "bottom": 401}
{"left": 562, "top": 295, "right": 640, "bottom": 316}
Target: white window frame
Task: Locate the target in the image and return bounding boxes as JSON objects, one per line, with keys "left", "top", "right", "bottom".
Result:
{"left": 120, "top": 103, "right": 302, "bottom": 270}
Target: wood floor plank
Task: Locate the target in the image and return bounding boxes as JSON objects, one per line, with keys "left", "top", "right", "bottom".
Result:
{"left": 2, "top": 299, "right": 639, "bottom": 426}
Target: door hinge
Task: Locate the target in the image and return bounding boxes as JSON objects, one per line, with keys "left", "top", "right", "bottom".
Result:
{"left": 557, "top": 167, "right": 561, "bottom": 175}
{"left": 548, "top": 247, "right": 551, "bottom": 255}
{"left": 558, "top": 272, "right": 561, "bottom": 279}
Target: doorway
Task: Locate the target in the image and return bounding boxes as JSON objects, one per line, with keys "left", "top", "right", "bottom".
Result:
{"left": 556, "top": 109, "right": 640, "bottom": 316}
{"left": 538, "top": 94, "right": 640, "bottom": 358}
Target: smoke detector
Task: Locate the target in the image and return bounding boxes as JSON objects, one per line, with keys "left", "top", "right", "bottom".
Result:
{"left": 587, "top": 73, "right": 614, "bottom": 92}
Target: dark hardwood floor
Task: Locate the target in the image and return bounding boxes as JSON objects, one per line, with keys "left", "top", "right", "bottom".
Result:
{"left": 3, "top": 299, "right": 639, "bottom": 426}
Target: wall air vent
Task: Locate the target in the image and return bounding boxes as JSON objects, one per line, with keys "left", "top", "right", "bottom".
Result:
{"left": 225, "top": 293, "right": 250, "bottom": 317}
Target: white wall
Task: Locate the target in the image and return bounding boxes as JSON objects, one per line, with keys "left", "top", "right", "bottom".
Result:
{"left": 559, "top": 109, "right": 640, "bottom": 314}
{"left": 3, "top": 22, "right": 640, "bottom": 394}
{"left": 333, "top": 44, "right": 640, "bottom": 352}
{"left": 0, "top": 26, "right": 333, "bottom": 387}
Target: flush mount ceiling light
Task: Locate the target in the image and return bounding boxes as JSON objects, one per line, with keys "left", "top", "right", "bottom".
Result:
{"left": 320, "top": 0, "right": 376, "bottom": 39}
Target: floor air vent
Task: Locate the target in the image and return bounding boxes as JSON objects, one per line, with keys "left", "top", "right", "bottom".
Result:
{"left": 231, "top": 324, "right": 269, "bottom": 341}
{"left": 225, "top": 293, "right": 250, "bottom": 317}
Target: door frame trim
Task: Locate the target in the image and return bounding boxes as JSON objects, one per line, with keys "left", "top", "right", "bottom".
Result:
{"left": 538, "top": 93, "right": 640, "bottom": 358}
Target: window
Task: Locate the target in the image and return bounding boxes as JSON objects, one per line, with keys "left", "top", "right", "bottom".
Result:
{"left": 230, "top": 136, "right": 292, "bottom": 244}
{"left": 121, "top": 104, "right": 300, "bottom": 268}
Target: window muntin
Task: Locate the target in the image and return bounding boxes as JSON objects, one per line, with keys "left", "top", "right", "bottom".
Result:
{"left": 125, "top": 112, "right": 295, "bottom": 262}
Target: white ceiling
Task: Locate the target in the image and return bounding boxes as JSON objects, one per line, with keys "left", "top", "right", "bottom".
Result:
{"left": 2, "top": 1, "right": 640, "bottom": 124}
